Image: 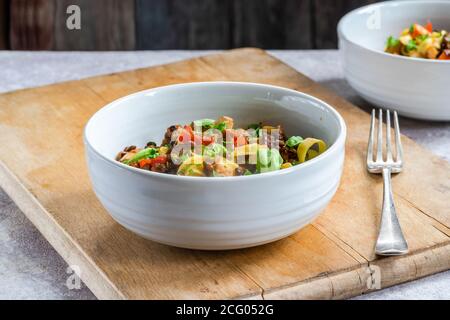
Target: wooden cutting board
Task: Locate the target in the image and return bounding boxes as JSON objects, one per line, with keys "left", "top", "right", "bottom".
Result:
{"left": 0, "top": 48, "right": 449, "bottom": 300}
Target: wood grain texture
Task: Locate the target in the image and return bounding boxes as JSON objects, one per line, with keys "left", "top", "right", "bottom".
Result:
{"left": 232, "top": 0, "right": 312, "bottom": 49}
{"left": 4, "top": 0, "right": 385, "bottom": 50}
{"left": 53, "top": 0, "right": 135, "bottom": 50}
{"left": 136, "top": 0, "right": 312, "bottom": 50}
{"left": 313, "top": 0, "right": 380, "bottom": 48}
{"left": 136, "top": 0, "right": 232, "bottom": 49}
{"left": 0, "top": 0, "right": 8, "bottom": 49}
{"left": 0, "top": 49, "right": 448, "bottom": 300}
{"left": 9, "top": 0, "right": 55, "bottom": 50}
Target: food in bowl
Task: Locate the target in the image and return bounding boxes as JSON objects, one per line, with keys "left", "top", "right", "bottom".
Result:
{"left": 84, "top": 82, "right": 346, "bottom": 249}
{"left": 115, "top": 116, "right": 327, "bottom": 177}
{"left": 385, "top": 21, "right": 449, "bottom": 60}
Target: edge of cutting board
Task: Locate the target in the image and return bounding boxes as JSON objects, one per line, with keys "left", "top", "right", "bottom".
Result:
{"left": 0, "top": 159, "right": 125, "bottom": 300}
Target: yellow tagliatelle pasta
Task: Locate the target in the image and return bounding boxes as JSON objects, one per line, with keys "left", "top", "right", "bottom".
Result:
{"left": 297, "top": 138, "right": 327, "bottom": 163}
{"left": 280, "top": 162, "right": 293, "bottom": 169}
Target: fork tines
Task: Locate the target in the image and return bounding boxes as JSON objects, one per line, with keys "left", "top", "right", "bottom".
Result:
{"left": 367, "top": 108, "right": 403, "bottom": 173}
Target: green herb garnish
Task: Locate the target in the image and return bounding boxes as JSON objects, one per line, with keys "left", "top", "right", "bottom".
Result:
{"left": 122, "top": 148, "right": 158, "bottom": 165}
{"left": 257, "top": 148, "right": 270, "bottom": 167}
{"left": 386, "top": 36, "right": 400, "bottom": 48}
{"left": 417, "top": 34, "right": 429, "bottom": 42}
{"left": 193, "top": 119, "right": 215, "bottom": 130}
{"left": 286, "top": 136, "right": 303, "bottom": 148}
{"left": 244, "top": 169, "right": 253, "bottom": 176}
{"left": 213, "top": 122, "right": 226, "bottom": 131}
{"left": 409, "top": 24, "right": 415, "bottom": 34}
{"left": 405, "top": 39, "right": 417, "bottom": 52}
{"left": 257, "top": 148, "right": 283, "bottom": 173}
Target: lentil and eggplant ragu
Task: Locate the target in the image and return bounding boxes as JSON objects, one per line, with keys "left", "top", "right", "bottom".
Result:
{"left": 115, "top": 116, "right": 327, "bottom": 177}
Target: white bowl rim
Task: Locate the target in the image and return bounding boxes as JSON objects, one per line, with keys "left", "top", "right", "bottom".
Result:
{"left": 337, "top": 0, "right": 450, "bottom": 65}
{"left": 84, "top": 81, "right": 347, "bottom": 182}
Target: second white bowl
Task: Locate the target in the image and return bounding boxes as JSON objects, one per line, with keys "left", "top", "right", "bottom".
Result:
{"left": 338, "top": 0, "right": 450, "bottom": 121}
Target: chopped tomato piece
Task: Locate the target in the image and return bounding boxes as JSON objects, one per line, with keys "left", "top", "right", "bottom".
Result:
{"left": 202, "top": 135, "right": 215, "bottom": 145}
{"left": 178, "top": 129, "right": 192, "bottom": 143}
{"left": 226, "top": 129, "right": 248, "bottom": 147}
{"left": 438, "top": 51, "right": 450, "bottom": 60}
{"left": 193, "top": 134, "right": 202, "bottom": 146}
{"left": 425, "top": 21, "right": 433, "bottom": 33}
{"left": 138, "top": 159, "right": 153, "bottom": 168}
{"left": 152, "top": 155, "right": 168, "bottom": 164}
{"left": 183, "top": 125, "right": 194, "bottom": 141}
{"left": 234, "top": 135, "right": 247, "bottom": 147}
{"left": 411, "top": 23, "right": 429, "bottom": 38}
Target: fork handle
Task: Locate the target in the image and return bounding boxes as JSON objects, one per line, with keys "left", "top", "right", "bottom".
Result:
{"left": 375, "top": 167, "right": 409, "bottom": 256}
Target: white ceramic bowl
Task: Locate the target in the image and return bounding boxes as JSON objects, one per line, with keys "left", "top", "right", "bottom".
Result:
{"left": 338, "top": 0, "right": 450, "bottom": 121}
{"left": 84, "top": 82, "right": 346, "bottom": 250}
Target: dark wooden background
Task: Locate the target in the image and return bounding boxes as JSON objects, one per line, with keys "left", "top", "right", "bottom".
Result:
{"left": 0, "top": 0, "right": 380, "bottom": 50}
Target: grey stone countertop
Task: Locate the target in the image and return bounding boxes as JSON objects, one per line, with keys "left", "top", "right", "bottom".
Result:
{"left": 0, "top": 50, "right": 449, "bottom": 300}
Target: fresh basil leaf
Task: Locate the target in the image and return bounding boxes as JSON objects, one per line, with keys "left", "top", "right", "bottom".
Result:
{"left": 193, "top": 119, "right": 215, "bottom": 129}
{"left": 286, "top": 136, "right": 303, "bottom": 148}
{"left": 257, "top": 148, "right": 270, "bottom": 167}
{"left": 257, "top": 148, "right": 283, "bottom": 173}
{"left": 269, "top": 149, "right": 283, "bottom": 171}
{"left": 213, "top": 122, "right": 226, "bottom": 131}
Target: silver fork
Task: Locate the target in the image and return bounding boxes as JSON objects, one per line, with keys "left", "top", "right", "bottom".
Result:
{"left": 367, "top": 109, "right": 408, "bottom": 256}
